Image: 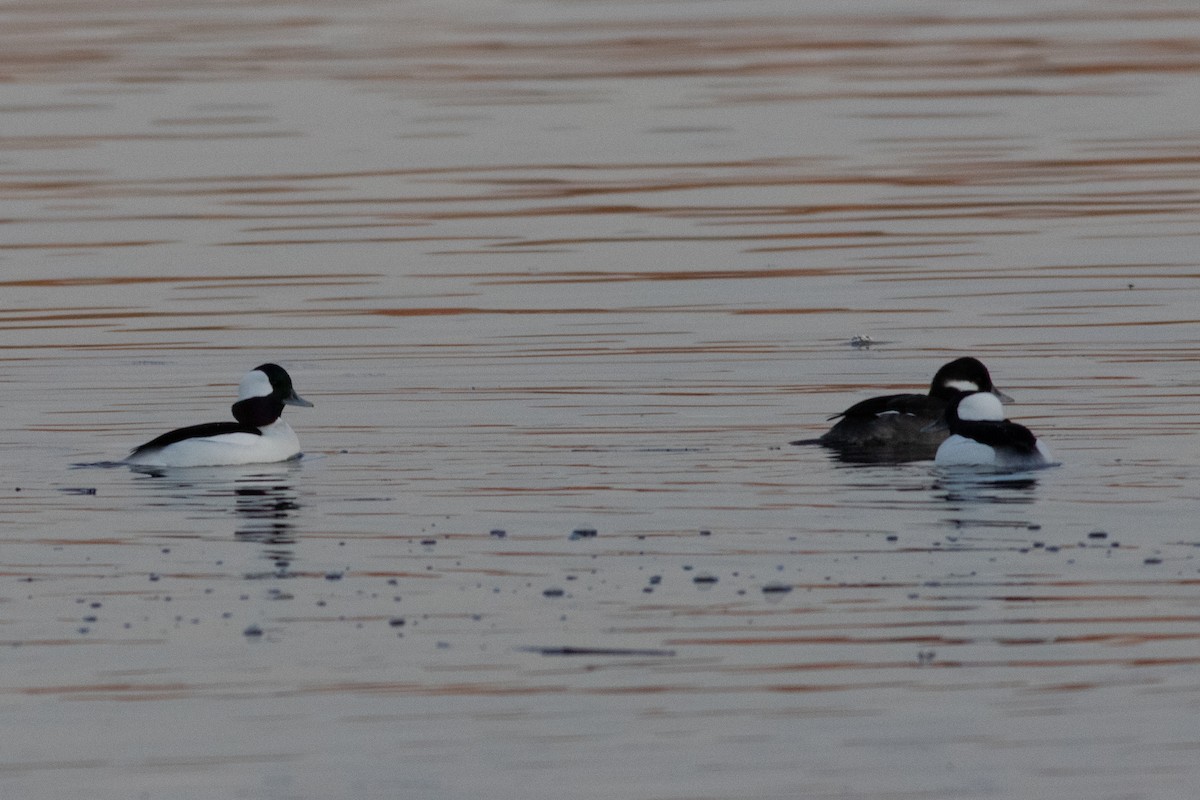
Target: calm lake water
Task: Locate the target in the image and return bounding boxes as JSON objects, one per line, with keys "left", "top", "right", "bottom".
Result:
{"left": 3, "top": 1, "right": 1200, "bottom": 798}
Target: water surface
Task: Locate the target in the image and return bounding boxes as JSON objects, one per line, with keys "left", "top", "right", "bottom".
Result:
{"left": 3, "top": 2, "right": 1200, "bottom": 799}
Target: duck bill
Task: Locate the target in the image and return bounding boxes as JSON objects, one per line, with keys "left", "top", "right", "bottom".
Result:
{"left": 285, "top": 392, "right": 314, "bottom": 408}
{"left": 993, "top": 388, "right": 1014, "bottom": 404}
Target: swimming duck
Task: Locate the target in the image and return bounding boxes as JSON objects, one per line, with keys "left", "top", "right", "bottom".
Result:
{"left": 803, "top": 357, "right": 1010, "bottom": 462}
{"left": 934, "top": 390, "right": 1053, "bottom": 469}
{"left": 126, "top": 363, "right": 312, "bottom": 468}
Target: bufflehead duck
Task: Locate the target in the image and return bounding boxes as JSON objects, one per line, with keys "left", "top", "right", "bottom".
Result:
{"left": 934, "top": 390, "right": 1052, "bottom": 469}
{"left": 803, "top": 357, "right": 1011, "bottom": 462}
{"left": 126, "top": 363, "right": 313, "bottom": 468}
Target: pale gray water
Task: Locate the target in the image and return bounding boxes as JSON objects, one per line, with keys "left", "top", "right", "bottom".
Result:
{"left": 2, "top": 1, "right": 1200, "bottom": 799}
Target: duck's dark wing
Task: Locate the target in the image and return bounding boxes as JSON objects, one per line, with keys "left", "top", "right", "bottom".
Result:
{"left": 130, "top": 421, "right": 262, "bottom": 457}
{"left": 955, "top": 420, "right": 1039, "bottom": 454}
{"left": 829, "top": 392, "right": 940, "bottom": 421}
{"left": 811, "top": 392, "right": 947, "bottom": 459}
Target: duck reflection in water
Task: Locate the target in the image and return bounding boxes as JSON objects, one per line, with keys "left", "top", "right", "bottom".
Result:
{"left": 130, "top": 463, "right": 302, "bottom": 578}
{"left": 234, "top": 477, "right": 300, "bottom": 578}
{"left": 934, "top": 473, "right": 1040, "bottom": 505}
{"left": 933, "top": 472, "right": 1044, "bottom": 539}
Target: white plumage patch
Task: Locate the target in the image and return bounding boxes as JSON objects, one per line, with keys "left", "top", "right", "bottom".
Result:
{"left": 126, "top": 420, "right": 301, "bottom": 468}
{"left": 935, "top": 432, "right": 1056, "bottom": 469}
{"left": 943, "top": 378, "right": 980, "bottom": 393}
{"left": 935, "top": 435, "right": 996, "bottom": 465}
{"left": 956, "top": 392, "right": 1005, "bottom": 422}
{"left": 238, "top": 369, "right": 273, "bottom": 401}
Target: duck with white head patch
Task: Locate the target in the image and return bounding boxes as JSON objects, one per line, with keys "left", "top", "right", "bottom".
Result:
{"left": 933, "top": 390, "right": 1053, "bottom": 469}
{"left": 126, "top": 363, "right": 313, "bottom": 468}
{"left": 799, "top": 357, "right": 1012, "bottom": 462}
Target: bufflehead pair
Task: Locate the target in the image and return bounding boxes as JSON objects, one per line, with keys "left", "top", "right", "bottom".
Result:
{"left": 126, "top": 364, "right": 312, "bottom": 468}
{"left": 804, "top": 357, "right": 1012, "bottom": 462}
{"left": 933, "top": 390, "right": 1053, "bottom": 469}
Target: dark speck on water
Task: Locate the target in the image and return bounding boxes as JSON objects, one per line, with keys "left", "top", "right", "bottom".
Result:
{"left": 570, "top": 527, "right": 598, "bottom": 540}
{"left": 521, "top": 646, "right": 676, "bottom": 657}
